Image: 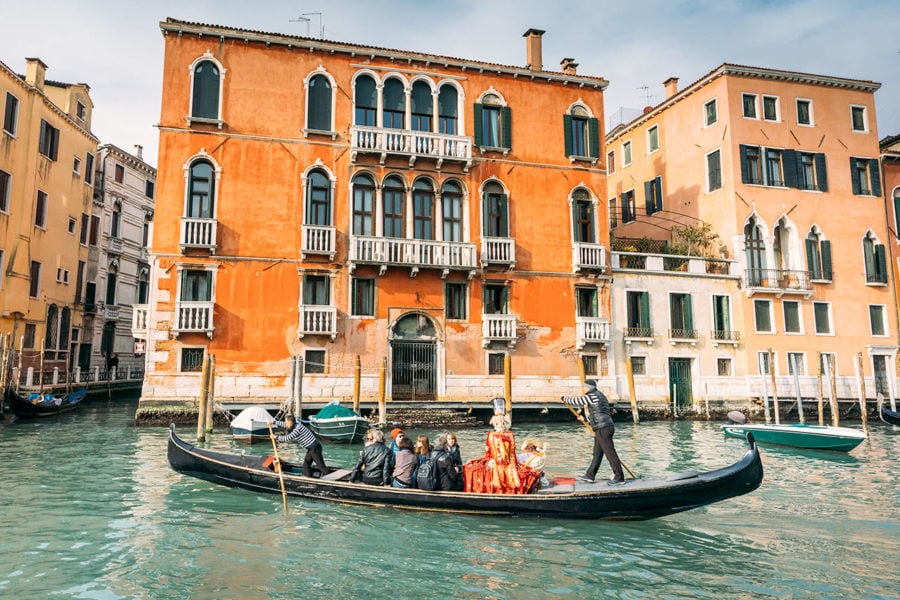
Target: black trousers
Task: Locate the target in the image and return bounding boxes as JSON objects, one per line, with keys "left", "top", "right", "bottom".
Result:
{"left": 585, "top": 425, "right": 624, "bottom": 482}
{"left": 303, "top": 442, "right": 328, "bottom": 477}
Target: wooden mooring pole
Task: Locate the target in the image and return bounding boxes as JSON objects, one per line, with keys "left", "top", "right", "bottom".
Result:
{"left": 196, "top": 352, "right": 210, "bottom": 442}
{"left": 504, "top": 354, "right": 512, "bottom": 417}
{"left": 626, "top": 356, "right": 640, "bottom": 424}
{"left": 768, "top": 349, "right": 780, "bottom": 425}
{"left": 378, "top": 357, "right": 386, "bottom": 425}
{"left": 816, "top": 353, "right": 825, "bottom": 426}
{"left": 353, "top": 355, "right": 361, "bottom": 414}
{"left": 205, "top": 354, "right": 216, "bottom": 434}
{"left": 855, "top": 352, "right": 869, "bottom": 436}
{"left": 827, "top": 354, "right": 839, "bottom": 427}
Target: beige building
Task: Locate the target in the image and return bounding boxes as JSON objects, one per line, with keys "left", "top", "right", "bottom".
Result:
{"left": 606, "top": 64, "right": 897, "bottom": 409}
{"left": 0, "top": 57, "right": 98, "bottom": 379}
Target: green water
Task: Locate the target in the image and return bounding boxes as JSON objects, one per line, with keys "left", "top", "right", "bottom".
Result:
{"left": 0, "top": 397, "right": 897, "bottom": 599}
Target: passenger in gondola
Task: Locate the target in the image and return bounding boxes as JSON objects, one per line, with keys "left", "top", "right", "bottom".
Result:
{"left": 463, "top": 399, "right": 540, "bottom": 494}
{"left": 518, "top": 439, "right": 549, "bottom": 489}
{"left": 273, "top": 414, "right": 329, "bottom": 478}
{"left": 430, "top": 434, "right": 462, "bottom": 491}
{"left": 389, "top": 427, "right": 404, "bottom": 456}
{"left": 414, "top": 435, "right": 431, "bottom": 465}
{"left": 445, "top": 431, "right": 464, "bottom": 490}
{"left": 391, "top": 436, "right": 417, "bottom": 488}
{"left": 350, "top": 429, "right": 394, "bottom": 486}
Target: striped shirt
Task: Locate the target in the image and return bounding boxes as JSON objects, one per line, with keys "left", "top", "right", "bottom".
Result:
{"left": 273, "top": 420, "right": 319, "bottom": 449}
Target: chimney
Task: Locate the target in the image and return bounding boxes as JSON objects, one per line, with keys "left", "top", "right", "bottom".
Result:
{"left": 663, "top": 77, "right": 679, "bottom": 99}
{"left": 560, "top": 58, "right": 579, "bottom": 75}
{"left": 134, "top": 145, "right": 143, "bottom": 161}
{"left": 25, "top": 57, "right": 48, "bottom": 92}
{"left": 523, "top": 28, "right": 545, "bottom": 71}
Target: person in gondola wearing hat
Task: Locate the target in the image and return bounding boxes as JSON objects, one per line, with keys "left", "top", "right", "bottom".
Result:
{"left": 463, "top": 398, "right": 540, "bottom": 494}
{"left": 561, "top": 379, "right": 625, "bottom": 485}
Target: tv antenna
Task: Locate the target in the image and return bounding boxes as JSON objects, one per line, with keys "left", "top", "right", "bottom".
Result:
{"left": 637, "top": 84, "right": 654, "bottom": 107}
{"left": 290, "top": 12, "right": 324, "bottom": 38}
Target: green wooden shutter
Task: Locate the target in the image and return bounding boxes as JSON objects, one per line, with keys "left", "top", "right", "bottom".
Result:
{"left": 500, "top": 106, "right": 512, "bottom": 149}
{"left": 821, "top": 240, "right": 832, "bottom": 281}
{"left": 876, "top": 243, "right": 887, "bottom": 283}
{"left": 805, "top": 238, "right": 816, "bottom": 278}
{"left": 782, "top": 150, "right": 799, "bottom": 188}
{"left": 815, "top": 153, "right": 828, "bottom": 192}
{"left": 563, "top": 114, "right": 573, "bottom": 157}
{"left": 655, "top": 176, "right": 663, "bottom": 211}
{"left": 894, "top": 195, "right": 900, "bottom": 234}
{"left": 684, "top": 295, "right": 694, "bottom": 332}
{"left": 870, "top": 159, "right": 882, "bottom": 197}
{"left": 639, "top": 292, "right": 651, "bottom": 330}
{"left": 850, "top": 158, "right": 861, "bottom": 195}
{"left": 588, "top": 117, "right": 600, "bottom": 159}
{"left": 498, "top": 194, "right": 509, "bottom": 237}
{"left": 864, "top": 239, "right": 876, "bottom": 279}
{"left": 644, "top": 180, "right": 653, "bottom": 214}
{"left": 473, "top": 104, "right": 483, "bottom": 147}
{"left": 739, "top": 145, "right": 751, "bottom": 184}
{"left": 501, "top": 285, "right": 509, "bottom": 313}
{"left": 620, "top": 192, "right": 628, "bottom": 222}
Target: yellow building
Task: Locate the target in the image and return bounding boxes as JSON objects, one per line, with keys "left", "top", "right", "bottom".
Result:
{"left": 0, "top": 58, "right": 98, "bottom": 378}
{"left": 606, "top": 64, "right": 897, "bottom": 409}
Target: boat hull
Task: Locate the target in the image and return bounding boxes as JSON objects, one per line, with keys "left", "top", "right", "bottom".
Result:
{"left": 167, "top": 426, "right": 764, "bottom": 520}
{"left": 722, "top": 423, "right": 866, "bottom": 452}
{"left": 7, "top": 388, "right": 87, "bottom": 418}
{"left": 231, "top": 425, "right": 273, "bottom": 444}
{"left": 881, "top": 408, "right": 900, "bottom": 426}
{"left": 308, "top": 415, "right": 370, "bottom": 443}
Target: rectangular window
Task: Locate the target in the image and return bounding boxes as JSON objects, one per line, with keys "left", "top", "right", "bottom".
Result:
{"left": 29, "top": 260, "right": 41, "bottom": 297}
{"left": 68, "top": 217, "right": 76, "bottom": 234}
{"left": 84, "top": 153, "right": 94, "bottom": 185}
{"left": 581, "top": 354, "right": 599, "bottom": 377}
{"left": 39, "top": 120, "right": 59, "bottom": 160}
{"left": 783, "top": 300, "right": 801, "bottom": 333}
{"left": 114, "top": 164, "right": 125, "bottom": 183}
{"left": 56, "top": 268, "right": 70, "bottom": 284}
{"left": 89, "top": 215, "right": 100, "bottom": 246}
{"left": 741, "top": 145, "right": 763, "bottom": 185}
{"left": 351, "top": 277, "right": 375, "bottom": 316}
{"left": 3, "top": 92, "right": 19, "bottom": 135}
{"left": 704, "top": 99, "right": 717, "bottom": 126}
{"left": 631, "top": 356, "right": 646, "bottom": 375}
{"left": 445, "top": 282, "right": 467, "bottom": 320}
{"left": 787, "top": 352, "right": 805, "bottom": 376}
{"left": 608, "top": 197, "right": 618, "bottom": 229}
{"left": 146, "top": 180, "right": 155, "bottom": 199}
{"left": 712, "top": 295, "right": 732, "bottom": 339}
{"left": 180, "top": 348, "right": 205, "bottom": 372}
{"left": 483, "top": 284, "right": 508, "bottom": 314}
{"left": 647, "top": 125, "right": 659, "bottom": 153}
{"left": 707, "top": 149, "right": 722, "bottom": 192}
{"left": 765, "top": 148, "right": 784, "bottom": 186}
{"left": 625, "top": 290, "right": 651, "bottom": 336}
{"left": 813, "top": 302, "right": 832, "bottom": 335}
{"left": 742, "top": 93, "right": 758, "bottom": 119}
{"left": 80, "top": 213, "right": 89, "bottom": 245}
{"left": 717, "top": 358, "right": 732, "bottom": 377}
{"left": 621, "top": 190, "right": 636, "bottom": 223}
{"left": 0, "top": 169, "right": 10, "bottom": 212}
{"left": 762, "top": 95, "right": 779, "bottom": 121}
{"left": 305, "top": 350, "right": 326, "bottom": 374}
{"left": 76, "top": 101, "right": 86, "bottom": 121}
{"left": 35, "top": 191, "right": 47, "bottom": 228}
{"left": 607, "top": 150, "right": 615, "bottom": 174}
{"left": 758, "top": 351, "right": 772, "bottom": 376}
{"left": 488, "top": 352, "right": 506, "bottom": 375}
{"left": 576, "top": 287, "right": 599, "bottom": 318}
{"left": 73, "top": 156, "right": 81, "bottom": 176}
{"left": 851, "top": 105, "right": 867, "bottom": 132}
{"left": 869, "top": 305, "right": 886, "bottom": 336}
{"left": 754, "top": 299, "right": 773, "bottom": 333}
{"left": 799, "top": 153, "right": 817, "bottom": 191}
{"left": 645, "top": 177, "right": 663, "bottom": 215}
{"left": 796, "top": 99, "right": 812, "bottom": 126}
{"left": 23, "top": 323, "right": 36, "bottom": 349}
{"left": 302, "top": 275, "right": 329, "bottom": 306}
{"left": 850, "top": 157, "right": 880, "bottom": 196}
{"left": 669, "top": 292, "right": 694, "bottom": 338}
{"left": 75, "top": 260, "right": 85, "bottom": 302}
{"left": 622, "top": 141, "right": 632, "bottom": 166}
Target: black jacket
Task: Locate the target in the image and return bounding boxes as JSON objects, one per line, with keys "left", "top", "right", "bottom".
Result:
{"left": 429, "top": 448, "right": 461, "bottom": 491}
{"left": 351, "top": 442, "right": 393, "bottom": 486}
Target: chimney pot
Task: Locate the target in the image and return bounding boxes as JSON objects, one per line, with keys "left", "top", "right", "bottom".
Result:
{"left": 663, "top": 77, "right": 679, "bottom": 99}
{"left": 134, "top": 145, "right": 143, "bottom": 161}
{"left": 560, "top": 58, "right": 579, "bottom": 75}
{"left": 523, "top": 28, "right": 546, "bottom": 72}
{"left": 25, "top": 57, "right": 48, "bottom": 92}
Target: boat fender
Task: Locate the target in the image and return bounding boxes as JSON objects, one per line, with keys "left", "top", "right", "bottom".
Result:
{"left": 262, "top": 455, "right": 276, "bottom": 470}
{"left": 727, "top": 411, "right": 747, "bottom": 425}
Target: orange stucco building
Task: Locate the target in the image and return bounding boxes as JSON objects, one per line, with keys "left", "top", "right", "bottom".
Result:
{"left": 139, "top": 20, "right": 612, "bottom": 407}
{"left": 606, "top": 64, "right": 898, "bottom": 409}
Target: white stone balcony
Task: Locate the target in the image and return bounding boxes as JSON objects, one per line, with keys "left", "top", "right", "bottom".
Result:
{"left": 576, "top": 317, "right": 610, "bottom": 349}
{"left": 180, "top": 217, "right": 217, "bottom": 253}
{"left": 481, "top": 237, "right": 516, "bottom": 268}
{"left": 349, "top": 235, "right": 477, "bottom": 278}
{"left": 573, "top": 242, "right": 606, "bottom": 272}
{"left": 132, "top": 304, "right": 149, "bottom": 339}
{"left": 298, "top": 305, "right": 337, "bottom": 339}
{"left": 175, "top": 301, "right": 214, "bottom": 337}
{"left": 350, "top": 125, "right": 472, "bottom": 170}
{"left": 301, "top": 225, "right": 336, "bottom": 260}
{"left": 612, "top": 251, "right": 738, "bottom": 277}
{"left": 103, "top": 305, "right": 119, "bottom": 321}
{"left": 107, "top": 237, "right": 123, "bottom": 254}
{"left": 482, "top": 313, "right": 518, "bottom": 348}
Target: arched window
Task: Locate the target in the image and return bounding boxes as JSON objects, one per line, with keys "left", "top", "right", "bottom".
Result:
{"left": 383, "top": 78, "right": 405, "bottom": 129}
{"left": 571, "top": 188, "right": 595, "bottom": 243}
{"left": 187, "top": 160, "right": 215, "bottom": 218}
{"left": 805, "top": 228, "right": 832, "bottom": 282}
{"left": 482, "top": 180, "right": 508, "bottom": 238}
{"left": 413, "top": 179, "right": 435, "bottom": 240}
{"left": 305, "top": 169, "right": 331, "bottom": 226}
{"left": 105, "top": 265, "right": 117, "bottom": 306}
{"left": 744, "top": 217, "right": 767, "bottom": 286}
{"left": 442, "top": 181, "right": 463, "bottom": 242}
{"left": 863, "top": 231, "right": 888, "bottom": 284}
{"left": 191, "top": 60, "right": 221, "bottom": 120}
{"left": 893, "top": 188, "right": 900, "bottom": 237}
{"left": 354, "top": 75, "right": 377, "bottom": 126}
{"left": 383, "top": 175, "right": 405, "bottom": 238}
{"left": 307, "top": 73, "right": 333, "bottom": 131}
{"left": 410, "top": 81, "right": 433, "bottom": 132}
{"left": 438, "top": 85, "right": 458, "bottom": 135}
{"left": 110, "top": 203, "right": 121, "bottom": 238}
{"left": 564, "top": 105, "right": 599, "bottom": 159}
{"left": 137, "top": 268, "right": 149, "bottom": 304}
{"left": 352, "top": 173, "right": 375, "bottom": 235}
{"left": 45, "top": 304, "right": 59, "bottom": 360}
{"left": 475, "top": 92, "right": 510, "bottom": 150}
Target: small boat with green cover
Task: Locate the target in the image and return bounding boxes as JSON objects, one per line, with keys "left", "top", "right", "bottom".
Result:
{"left": 722, "top": 413, "right": 866, "bottom": 452}
{"left": 308, "top": 402, "right": 370, "bottom": 443}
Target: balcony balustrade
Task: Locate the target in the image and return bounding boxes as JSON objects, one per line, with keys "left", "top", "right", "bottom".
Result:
{"left": 298, "top": 305, "right": 337, "bottom": 339}
{"left": 482, "top": 314, "right": 518, "bottom": 348}
{"left": 103, "top": 305, "right": 119, "bottom": 321}
{"left": 573, "top": 242, "right": 606, "bottom": 272}
{"left": 744, "top": 268, "right": 812, "bottom": 296}
{"left": 710, "top": 329, "right": 741, "bottom": 346}
{"left": 481, "top": 237, "right": 515, "bottom": 268}
{"left": 349, "top": 235, "right": 477, "bottom": 278}
{"left": 350, "top": 125, "right": 472, "bottom": 169}
{"left": 301, "top": 225, "right": 336, "bottom": 260}
{"left": 180, "top": 217, "right": 217, "bottom": 253}
{"left": 576, "top": 317, "right": 610, "bottom": 349}
{"left": 132, "top": 304, "right": 149, "bottom": 339}
{"left": 613, "top": 251, "right": 737, "bottom": 276}
{"left": 175, "top": 301, "right": 214, "bottom": 337}
{"left": 107, "top": 237, "right": 123, "bottom": 254}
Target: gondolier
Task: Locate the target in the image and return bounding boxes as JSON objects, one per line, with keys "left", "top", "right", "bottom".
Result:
{"left": 561, "top": 379, "right": 625, "bottom": 485}
{"left": 273, "top": 414, "right": 329, "bottom": 477}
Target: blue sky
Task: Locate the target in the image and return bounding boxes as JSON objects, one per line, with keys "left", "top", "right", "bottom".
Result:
{"left": 1, "top": 0, "right": 897, "bottom": 167}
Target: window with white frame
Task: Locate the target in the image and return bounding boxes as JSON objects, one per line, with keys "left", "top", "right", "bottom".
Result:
{"left": 622, "top": 141, "right": 632, "bottom": 166}
{"left": 850, "top": 105, "right": 867, "bottom": 132}
{"left": 35, "top": 190, "right": 47, "bottom": 228}
{"left": 717, "top": 358, "right": 732, "bottom": 376}
{"left": 180, "top": 347, "right": 205, "bottom": 372}
{"left": 647, "top": 125, "right": 659, "bottom": 154}
{"left": 621, "top": 189, "right": 636, "bottom": 223}
{"left": 305, "top": 349, "right": 326, "bottom": 374}
{"left": 806, "top": 228, "right": 832, "bottom": 281}
{"left": 0, "top": 168, "right": 10, "bottom": 212}
{"left": 754, "top": 299, "right": 774, "bottom": 333}
{"left": 757, "top": 350, "right": 772, "bottom": 375}
{"left": 783, "top": 300, "right": 802, "bottom": 334}
{"left": 869, "top": 304, "right": 886, "bottom": 336}
{"left": 73, "top": 156, "right": 81, "bottom": 177}
{"left": 581, "top": 354, "right": 599, "bottom": 377}
{"left": 564, "top": 104, "right": 599, "bottom": 159}
{"left": 742, "top": 93, "right": 758, "bottom": 119}
{"left": 813, "top": 302, "right": 832, "bottom": 335}
{"left": 476, "top": 92, "right": 510, "bottom": 150}
{"left": 351, "top": 277, "right": 375, "bottom": 316}
{"left": 190, "top": 56, "right": 223, "bottom": 121}
{"left": 445, "top": 282, "right": 467, "bottom": 320}
{"left": 306, "top": 72, "right": 334, "bottom": 133}
{"left": 762, "top": 95, "right": 779, "bottom": 121}
{"left": 796, "top": 99, "right": 813, "bottom": 126}
{"left": 787, "top": 352, "right": 805, "bottom": 375}
{"left": 704, "top": 99, "right": 717, "bottom": 126}
{"left": 631, "top": 355, "right": 646, "bottom": 375}
{"left": 851, "top": 157, "right": 881, "bottom": 197}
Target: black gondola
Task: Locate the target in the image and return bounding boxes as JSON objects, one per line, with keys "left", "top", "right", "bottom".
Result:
{"left": 167, "top": 425, "right": 764, "bottom": 520}
{"left": 7, "top": 388, "right": 87, "bottom": 418}
{"left": 882, "top": 406, "right": 900, "bottom": 426}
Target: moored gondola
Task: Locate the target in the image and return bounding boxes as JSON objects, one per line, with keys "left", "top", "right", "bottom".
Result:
{"left": 881, "top": 406, "right": 900, "bottom": 426}
{"left": 7, "top": 388, "right": 87, "bottom": 418}
{"left": 167, "top": 425, "right": 763, "bottom": 520}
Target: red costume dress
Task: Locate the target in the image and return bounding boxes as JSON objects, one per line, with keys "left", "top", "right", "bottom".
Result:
{"left": 464, "top": 431, "right": 540, "bottom": 494}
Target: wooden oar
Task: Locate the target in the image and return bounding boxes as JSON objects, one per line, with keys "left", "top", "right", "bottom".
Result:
{"left": 267, "top": 422, "right": 289, "bottom": 513}
{"left": 562, "top": 402, "right": 637, "bottom": 479}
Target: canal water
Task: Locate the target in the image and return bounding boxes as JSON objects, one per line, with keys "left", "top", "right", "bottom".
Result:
{"left": 1, "top": 395, "right": 897, "bottom": 599}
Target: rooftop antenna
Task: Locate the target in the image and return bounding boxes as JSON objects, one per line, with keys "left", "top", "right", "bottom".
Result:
{"left": 290, "top": 11, "right": 324, "bottom": 38}
{"left": 637, "top": 84, "right": 654, "bottom": 107}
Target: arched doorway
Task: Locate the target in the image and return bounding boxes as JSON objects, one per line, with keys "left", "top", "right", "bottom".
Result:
{"left": 390, "top": 313, "right": 437, "bottom": 401}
